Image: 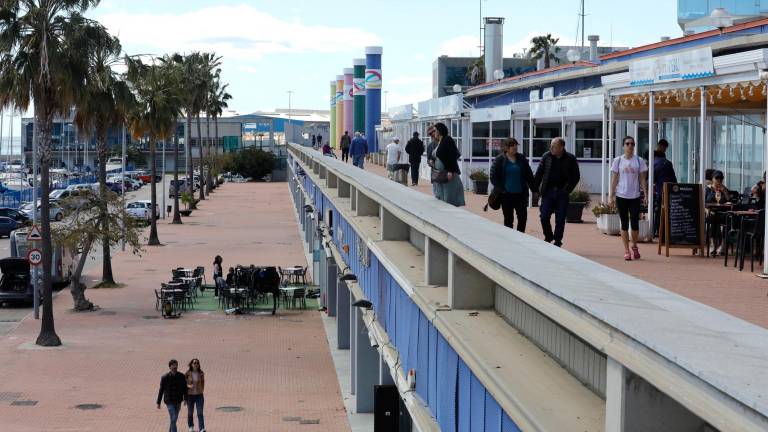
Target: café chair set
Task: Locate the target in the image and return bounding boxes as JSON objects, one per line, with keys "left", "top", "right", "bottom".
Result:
{"left": 155, "top": 266, "right": 205, "bottom": 317}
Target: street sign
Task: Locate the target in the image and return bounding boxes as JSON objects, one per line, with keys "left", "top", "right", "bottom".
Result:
{"left": 26, "top": 225, "right": 42, "bottom": 241}
{"left": 27, "top": 248, "right": 42, "bottom": 266}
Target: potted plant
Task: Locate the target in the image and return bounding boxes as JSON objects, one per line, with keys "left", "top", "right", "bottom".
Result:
{"left": 179, "top": 191, "right": 193, "bottom": 217}
{"left": 469, "top": 169, "right": 490, "bottom": 195}
{"left": 567, "top": 182, "right": 590, "bottom": 223}
{"left": 591, "top": 202, "right": 620, "bottom": 235}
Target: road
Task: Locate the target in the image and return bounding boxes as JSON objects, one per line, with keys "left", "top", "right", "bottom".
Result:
{"left": 0, "top": 175, "right": 178, "bottom": 333}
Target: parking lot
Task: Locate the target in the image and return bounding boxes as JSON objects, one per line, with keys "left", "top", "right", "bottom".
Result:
{"left": 0, "top": 175, "right": 177, "bottom": 329}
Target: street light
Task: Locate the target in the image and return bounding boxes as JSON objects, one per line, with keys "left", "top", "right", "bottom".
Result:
{"left": 710, "top": 8, "right": 733, "bottom": 32}
{"left": 287, "top": 90, "right": 294, "bottom": 145}
{"left": 566, "top": 48, "right": 581, "bottom": 63}
{"left": 452, "top": 84, "right": 463, "bottom": 94}
{"left": 493, "top": 69, "right": 504, "bottom": 81}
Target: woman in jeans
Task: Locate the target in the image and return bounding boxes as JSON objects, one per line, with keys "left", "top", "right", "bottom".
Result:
{"left": 429, "top": 122, "right": 465, "bottom": 207}
{"left": 186, "top": 358, "right": 206, "bottom": 432}
{"left": 610, "top": 136, "right": 648, "bottom": 261}
{"left": 490, "top": 138, "right": 535, "bottom": 232}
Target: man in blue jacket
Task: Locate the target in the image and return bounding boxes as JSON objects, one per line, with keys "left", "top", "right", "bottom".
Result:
{"left": 653, "top": 139, "right": 677, "bottom": 238}
{"left": 349, "top": 131, "right": 368, "bottom": 169}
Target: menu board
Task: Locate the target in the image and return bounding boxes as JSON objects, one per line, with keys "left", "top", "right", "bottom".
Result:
{"left": 658, "top": 183, "right": 705, "bottom": 257}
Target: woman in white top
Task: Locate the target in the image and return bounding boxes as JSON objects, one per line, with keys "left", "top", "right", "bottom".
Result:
{"left": 610, "top": 136, "right": 649, "bottom": 261}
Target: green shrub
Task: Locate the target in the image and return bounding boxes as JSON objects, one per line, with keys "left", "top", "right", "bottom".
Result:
{"left": 228, "top": 148, "right": 276, "bottom": 181}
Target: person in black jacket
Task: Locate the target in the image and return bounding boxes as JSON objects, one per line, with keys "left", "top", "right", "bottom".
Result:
{"left": 490, "top": 138, "right": 535, "bottom": 232}
{"left": 157, "top": 359, "right": 188, "bottom": 432}
{"left": 405, "top": 131, "right": 425, "bottom": 186}
{"left": 534, "top": 137, "right": 580, "bottom": 247}
{"left": 431, "top": 122, "right": 465, "bottom": 206}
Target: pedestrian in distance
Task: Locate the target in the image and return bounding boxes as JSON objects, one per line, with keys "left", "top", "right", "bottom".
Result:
{"left": 405, "top": 131, "right": 424, "bottom": 186}
{"left": 340, "top": 131, "right": 351, "bottom": 162}
{"left": 426, "top": 126, "right": 439, "bottom": 197}
{"left": 396, "top": 136, "right": 410, "bottom": 185}
{"left": 534, "top": 137, "right": 580, "bottom": 247}
{"left": 213, "top": 255, "right": 223, "bottom": 297}
{"left": 652, "top": 139, "right": 677, "bottom": 238}
{"left": 430, "top": 122, "right": 465, "bottom": 207}
{"left": 490, "top": 138, "right": 535, "bottom": 232}
{"left": 185, "top": 359, "right": 206, "bottom": 432}
{"left": 225, "top": 267, "right": 235, "bottom": 287}
{"left": 609, "top": 136, "right": 648, "bottom": 261}
{"left": 322, "top": 142, "right": 336, "bottom": 158}
{"left": 157, "top": 359, "right": 188, "bottom": 432}
{"left": 316, "top": 134, "right": 322, "bottom": 149}
{"left": 311, "top": 134, "right": 316, "bottom": 148}
{"left": 350, "top": 131, "right": 368, "bottom": 169}
{"left": 386, "top": 137, "right": 402, "bottom": 181}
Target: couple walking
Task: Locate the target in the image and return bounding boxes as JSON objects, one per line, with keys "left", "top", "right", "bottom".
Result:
{"left": 157, "top": 358, "right": 207, "bottom": 432}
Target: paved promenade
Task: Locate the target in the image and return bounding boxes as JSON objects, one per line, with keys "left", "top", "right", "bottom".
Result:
{"left": 0, "top": 183, "right": 350, "bottom": 432}
{"left": 340, "top": 151, "right": 768, "bottom": 328}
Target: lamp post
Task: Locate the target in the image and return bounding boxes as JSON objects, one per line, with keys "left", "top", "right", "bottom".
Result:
{"left": 493, "top": 69, "right": 504, "bottom": 81}
{"left": 384, "top": 90, "right": 389, "bottom": 112}
{"left": 566, "top": 48, "right": 581, "bottom": 64}
{"left": 287, "top": 90, "right": 294, "bottom": 145}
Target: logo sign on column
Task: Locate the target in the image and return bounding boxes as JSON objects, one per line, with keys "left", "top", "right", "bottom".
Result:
{"left": 353, "top": 78, "right": 366, "bottom": 96}
{"left": 26, "top": 225, "right": 42, "bottom": 241}
{"left": 365, "top": 69, "right": 382, "bottom": 89}
{"left": 27, "top": 248, "right": 42, "bottom": 266}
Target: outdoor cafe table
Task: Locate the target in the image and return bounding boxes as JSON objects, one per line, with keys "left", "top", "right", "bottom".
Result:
{"left": 178, "top": 268, "right": 195, "bottom": 277}
{"left": 283, "top": 266, "right": 305, "bottom": 285}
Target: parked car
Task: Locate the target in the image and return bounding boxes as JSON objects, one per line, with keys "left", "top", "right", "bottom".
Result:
{"left": 0, "top": 208, "right": 29, "bottom": 224}
{"left": 66, "top": 183, "right": 94, "bottom": 193}
{"left": 230, "top": 174, "right": 251, "bottom": 183}
{"left": 0, "top": 257, "right": 32, "bottom": 304}
{"left": 0, "top": 217, "right": 17, "bottom": 237}
{"left": 126, "top": 200, "right": 159, "bottom": 221}
{"left": 20, "top": 201, "right": 64, "bottom": 221}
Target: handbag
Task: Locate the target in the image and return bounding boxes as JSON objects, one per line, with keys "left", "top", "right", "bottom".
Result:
{"left": 431, "top": 169, "right": 450, "bottom": 184}
{"left": 484, "top": 188, "right": 502, "bottom": 212}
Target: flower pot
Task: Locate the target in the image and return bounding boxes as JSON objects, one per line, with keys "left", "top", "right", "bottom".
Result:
{"left": 472, "top": 180, "right": 489, "bottom": 195}
{"left": 638, "top": 219, "right": 652, "bottom": 242}
{"left": 596, "top": 214, "right": 606, "bottom": 232}
{"left": 179, "top": 210, "right": 192, "bottom": 217}
{"left": 604, "top": 213, "right": 621, "bottom": 235}
{"left": 566, "top": 202, "right": 587, "bottom": 223}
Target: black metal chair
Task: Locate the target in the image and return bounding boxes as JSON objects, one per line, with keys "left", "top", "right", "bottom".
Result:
{"left": 738, "top": 210, "right": 765, "bottom": 272}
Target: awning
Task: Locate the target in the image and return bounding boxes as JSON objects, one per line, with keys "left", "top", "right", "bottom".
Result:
{"left": 530, "top": 93, "right": 604, "bottom": 122}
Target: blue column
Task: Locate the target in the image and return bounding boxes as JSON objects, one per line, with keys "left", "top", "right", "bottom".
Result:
{"left": 364, "top": 46, "right": 383, "bottom": 153}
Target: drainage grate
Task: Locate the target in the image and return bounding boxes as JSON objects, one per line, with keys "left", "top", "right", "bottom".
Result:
{"left": 142, "top": 316, "right": 160, "bottom": 320}
{"left": 11, "top": 400, "right": 37, "bottom": 406}
{"left": 75, "top": 404, "right": 103, "bottom": 410}
{"left": 216, "top": 406, "right": 243, "bottom": 413}
{"left": 300, "top": 419, "right": 320, "bottom": 425}
{"left": 0, "top": 392, "right": 22, "bottom": 402}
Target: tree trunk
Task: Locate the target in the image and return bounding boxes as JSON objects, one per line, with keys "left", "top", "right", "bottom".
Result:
{"left": 148, "top": 138, "right": 160, "bottom": 245}
{"left": 214, "top": 116, "right": 220, "bottom": 176}
{"left": 172, "top": 129, "right": 182, "bottom": 224}
{"left": 205, "top": 113, "right": 213, "bottom": 194}
{"left": 544, "top": 46, "right": 550, "bottom": 69}
{"left": 36, "top": 106, "right": 61, "bottom": 347}
{"left": 69, "top": 235, "right": 95, "bottom": 311}
{"left": 196, "top": 114, "right": 205, "bottom": 200}
{"left": 97, "top": 129, "right": 114, "bottom": 285}
{"left": 185, "top": 112, "right": 196, "bottom": 207}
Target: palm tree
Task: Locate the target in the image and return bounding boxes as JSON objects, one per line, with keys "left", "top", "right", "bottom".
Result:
{"left": 125, "top": 56, "right": 182, "bottom": 246}
{"left": 529, "top": 34, "right": 561, "bottom": 69}
{"left": 159, "top": 55, "right": 183, "bottom": 224}
{"left": 204, "top": 66, "right": 225, "bottom": 194}
{"left": 208, "top": 78, "right": 231, "bottom": 170}
{"left": 73, "top": 26, "right": 133, "bottom": 287}
{"left": 196, "top": 52, "right": 221, "bottom": 200}
{"left": 170, "top": 52, "right": 202, "bottom": 204}
{"left": 0, "top": 0, "right": 101, "bottom": 347}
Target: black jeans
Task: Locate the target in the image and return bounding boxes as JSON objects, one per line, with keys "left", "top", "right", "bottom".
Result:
{"left": 341, "top": 148, "right": 349, "bottom": 162}
{"left": 616, "top": 196, "right": 641, "bottom": 231}
{"left": 410, "top": 162, "right": 420, "bottom": 184}
{"left": 539, "top": 189, "right": 569, "bottom": 246}
{"left": 501, "top": 192, "right": 527, "bottom": 232}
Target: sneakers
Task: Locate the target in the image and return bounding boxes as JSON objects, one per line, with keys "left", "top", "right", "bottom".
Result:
{"left": 624, "top": 251, "right": 632, "bottom": 261}
{"left": 631, "top": 245, "right": 641, "bottom": 260}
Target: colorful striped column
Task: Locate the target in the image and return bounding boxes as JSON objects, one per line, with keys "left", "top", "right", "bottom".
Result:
{"left": 335, "top": 75, "right": 344, "bottom": 149}
{"left": 365, "top": 46, "right": 382, "bottom": 152}
{"left": 353, "top": 58, "right": 366, "bottom": 134}
{"left": 343, "top": 68, "right": 354, "bottom": 140}
{"left": 330, "top": 80, "right": 336, "bottom": 149}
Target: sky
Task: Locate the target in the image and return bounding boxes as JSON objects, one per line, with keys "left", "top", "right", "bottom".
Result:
{"left": 3, "top": 0, "right": 684, "bottom": 146}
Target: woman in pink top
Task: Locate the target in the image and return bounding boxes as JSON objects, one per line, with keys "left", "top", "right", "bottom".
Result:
{"left": 610, "top": 136, "right": 649, "bottom": 261}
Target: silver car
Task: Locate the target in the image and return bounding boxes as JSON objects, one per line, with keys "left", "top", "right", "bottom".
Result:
{"left": 19, "top": 201, "right": 64, "bottom": 221}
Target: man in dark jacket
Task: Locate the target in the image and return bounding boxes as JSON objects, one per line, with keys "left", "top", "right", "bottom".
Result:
{"left": 157, "top": 359, "right": 187, "bottom": 432}
{"left": 405, "top": 132, "right": 425, "bottom": 186}
{"left": 534, "top": 137, "right": 580, "bottom": 247}
{"left": 652, "top": 139, "right": 677, "bottom": 238}
{"left": 339, "top": 131, "right": 352, "bottom": 162}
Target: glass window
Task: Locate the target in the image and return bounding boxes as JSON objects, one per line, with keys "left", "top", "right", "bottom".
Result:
{"left": 472, "top": 122, "right": 490, "bottom": 157}
{"left": 533, "top": 123, "right": 560, "bottom": 157}
{"left": 575, "top": 121, "right": 602, "bottom": 159}
{"left": 490, "top": 121, "right": 510, "bottom": 157}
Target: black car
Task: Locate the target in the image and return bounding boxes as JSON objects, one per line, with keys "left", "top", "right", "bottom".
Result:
{"left": 0, "top": 257, "right": 32, "bottom": 304}
{"left": 0, "top": 217, "right": 17, "bottom": 237}
{"left": 0, "top": 207, "right": 29, "bottom": 224}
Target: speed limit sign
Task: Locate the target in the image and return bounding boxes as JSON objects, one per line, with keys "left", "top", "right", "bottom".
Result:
{"left": 27, "top": 248, "right": 42, "bottom": 266}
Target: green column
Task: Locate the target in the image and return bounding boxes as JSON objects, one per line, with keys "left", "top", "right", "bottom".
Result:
{"left": 353, "top": 58, "right": 366, "bottom": 134}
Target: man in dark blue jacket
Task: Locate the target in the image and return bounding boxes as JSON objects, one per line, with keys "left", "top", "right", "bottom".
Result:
{"left": 533, "top": 137, "right": 580, "bottom": 247}
{"left": 156, "top": 359, "right": 187, "bottom": 432}
{"left": 653, "top": 139, "right": 677, "bottom": 238}
{"left": 349, "top": 132, "right": 368, "bottom": 169}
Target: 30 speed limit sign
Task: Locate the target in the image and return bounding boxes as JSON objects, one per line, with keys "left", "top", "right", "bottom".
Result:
{"left": 27, "top": 249, "right": 42, "bottom": 266}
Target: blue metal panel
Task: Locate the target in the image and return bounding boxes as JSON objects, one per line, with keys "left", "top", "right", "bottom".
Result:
{"left": 398, "top": 285, "right": 412, "bottom": 371}
{"left": 501, "top": 412, "right": 522, "bottom": 432}
{"left": 484, "top": 393, "right": 502, "bottom": 432}
{"left": 407, "top": 303, "right": 420, "bottom": 373}
{"left": 458, "top": 359, "right": 471, "bottom": 432}
{"left": 428, "top": 322, "right": 438, "bottom": 416}
{"left": 437, "top": 333, "right": 459, "bottom": 432}
{"left": 417, "top": 312, "right": 430, "bottom": 401}
{"left": 470, "top": 372, "right": 486, "bottom": 432}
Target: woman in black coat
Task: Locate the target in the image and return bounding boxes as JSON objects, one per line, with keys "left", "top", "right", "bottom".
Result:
{"left": 490, "top": 138, "right": 535, "bottom": 232}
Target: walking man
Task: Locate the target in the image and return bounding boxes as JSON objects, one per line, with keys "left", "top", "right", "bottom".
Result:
{"left": 652, "top": 139, "right": 677, "bottom": 238}
{"left": 157, "top": 359, "right": 188, "bottom": 432}
{"left": 405, "top": 131, "right": 424, "bottom": 186}
{"left": 311, "top": 134, "right": 316, "bottom": 148}
{"left": 316, "top": 134, "right": 322, "bottom": 149}
{"left": 350, "top": 131, "right": 368, "bottom": 169}
{"left": 340, "top": 131, "right": 352, "bottom": 162}
{"left": 386, "top": 137, "right": 402, "bottom": 182}
{"left": 534, "top": 137, "right": 580, "bottom": 247}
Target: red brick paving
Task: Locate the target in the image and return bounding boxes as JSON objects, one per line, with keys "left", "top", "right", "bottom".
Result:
{"left": 344, "top": 150, "right": 768, "bottom": 328}
{"left": 0, "top": 183, "right": 350, "bottom": 432}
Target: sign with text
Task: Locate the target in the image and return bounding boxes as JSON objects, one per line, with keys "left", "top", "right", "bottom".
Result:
{"left": 658, "top": 183, "right": 705, "bottom": 257}
{"left": 530, "top": 93, "right": 604, "bottom": 120}
{"left": 630, "top": 47, "right": 714, "bottom": 86}
{"left": 27, "top": 248, "right": 42, "bottom": 266}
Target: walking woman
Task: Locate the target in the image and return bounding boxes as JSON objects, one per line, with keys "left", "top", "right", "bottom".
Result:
{"left": 490, "top": 138, "right": 535, "bottom": 232}
{"left": 609, "top": 136, "right": 649, "bottom": 261}
{"left": 213, "top": 256, "right": 223, "bottom": 297}
{"left": 429, "top": 122, "right": 465, "bottom": 207}
{"left": 186, "top": 358, "right": 206, "bottom": 432}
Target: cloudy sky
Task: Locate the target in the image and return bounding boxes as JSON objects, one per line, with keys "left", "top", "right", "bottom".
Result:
{"left": 85, "top": 0, "right": 683, "bottom": 115}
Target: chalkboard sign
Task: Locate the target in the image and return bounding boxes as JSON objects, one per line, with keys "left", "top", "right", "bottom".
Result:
{"left": 657, "top": 183, "right": 705, "bottom": 257}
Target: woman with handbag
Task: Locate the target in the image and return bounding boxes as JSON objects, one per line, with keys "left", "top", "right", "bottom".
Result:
{"left": 429, "top": 122, "right": 465, "bottom": 207}
{"left": 489, "top": 138, "right": 535, "bottom": 232}
{"left": 609, "top": 136, "right": 648, "bottom": 261}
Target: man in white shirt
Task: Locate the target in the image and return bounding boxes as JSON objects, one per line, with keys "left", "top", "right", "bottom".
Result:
{"left": 386, "top": 137, "right": 402, "bottom": 181}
